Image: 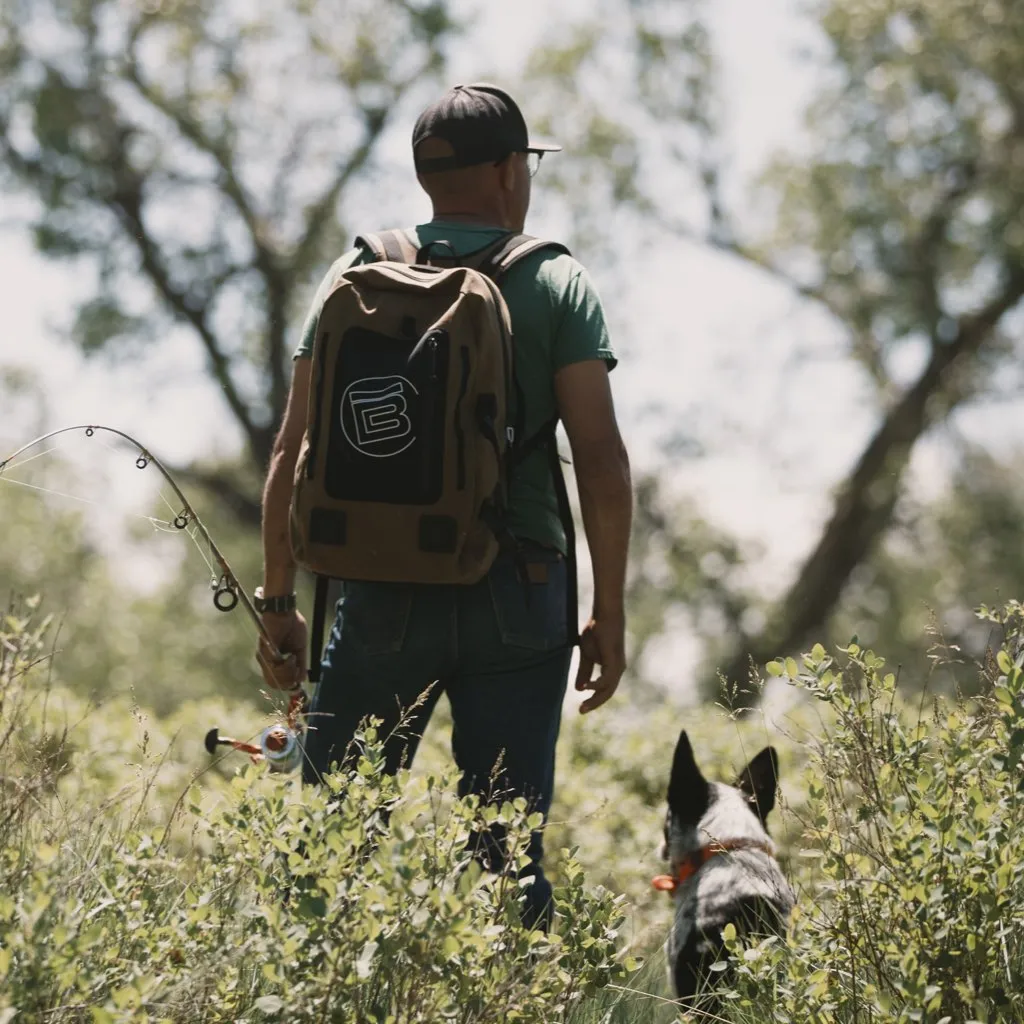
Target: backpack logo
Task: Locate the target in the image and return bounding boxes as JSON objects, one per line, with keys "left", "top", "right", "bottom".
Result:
{"left": 340, "top": 376, "right": 417, "bottom": 458}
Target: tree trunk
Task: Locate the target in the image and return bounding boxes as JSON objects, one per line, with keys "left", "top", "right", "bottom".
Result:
{"left": 713, "top": 276, "right": 1024, "bottom": 704}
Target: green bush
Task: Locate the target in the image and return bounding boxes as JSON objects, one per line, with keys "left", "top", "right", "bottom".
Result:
{"left": 12, "top": 587, "right": 1024, "bottom": 1023}
{"left": 715, "top": 613, "right": 1024, "bottom": 1023}
{"left": 0, "top": 600, "right": 633, "bottom": 1023}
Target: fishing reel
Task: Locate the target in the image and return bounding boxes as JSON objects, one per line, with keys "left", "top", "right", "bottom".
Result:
{"left": 204, "top": 689, "right": 307, "bottom": 774}
{"left": 204, "top": 721, "right": 304, "bottom": 773}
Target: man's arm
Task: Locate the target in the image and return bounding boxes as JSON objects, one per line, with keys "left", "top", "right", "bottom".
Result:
{"left": 257, "top": 356, "right": 312, "bottom": 688}
{"left": 555, "top": 359, "right": 633, "bottom": 713}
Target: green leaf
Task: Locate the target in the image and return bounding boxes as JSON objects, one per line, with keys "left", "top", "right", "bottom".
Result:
{"left": 254, "top": 995, "right": 284, "bottom": 1013}
{"left": 355, "top": 940, "right": 379, "bottom": 980}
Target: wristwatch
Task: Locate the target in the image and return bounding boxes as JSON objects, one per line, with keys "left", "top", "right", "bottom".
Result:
{"left": 254, "top": 586, "right": 297, "bottom": 614}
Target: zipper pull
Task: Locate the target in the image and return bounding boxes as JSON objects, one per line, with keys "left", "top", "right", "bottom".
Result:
{"left": 428, "top": 331, "right": 439, "bottom": 381}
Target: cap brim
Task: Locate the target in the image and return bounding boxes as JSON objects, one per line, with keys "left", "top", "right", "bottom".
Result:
{"left": 527, "top": 139, "right": 562, "bottom": 153}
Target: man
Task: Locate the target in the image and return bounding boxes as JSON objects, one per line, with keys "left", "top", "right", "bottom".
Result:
{"left": 257, "top": 82, "right": 633, "bottom": 928}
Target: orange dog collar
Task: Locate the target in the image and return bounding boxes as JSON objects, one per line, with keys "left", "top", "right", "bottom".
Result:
{"left": 652, "top": 838, "right": 777, "bottom": 894}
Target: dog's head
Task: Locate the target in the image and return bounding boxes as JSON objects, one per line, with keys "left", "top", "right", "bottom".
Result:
{"left": 661, "top": 730, "right": 781, "bottom": 865}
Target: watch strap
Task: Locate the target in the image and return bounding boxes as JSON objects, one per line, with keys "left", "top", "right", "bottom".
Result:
{"left": 254, "top": 587, "right": 297, "bottom": 614}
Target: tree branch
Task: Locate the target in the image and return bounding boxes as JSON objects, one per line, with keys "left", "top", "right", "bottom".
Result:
{"left": 289, "top": 49, "right": 448, "bottom": 278}
{"left": 121, "top": 51, "right": 292, "bottom": 440}
{"left": 107, "top": 163, "right": 270, "bottom": 460}
{"left": 290, "top": 104, "right": 389, "bottom": 276}
{"left": 121, "top": 52, "right": 272, "bottom": 269}
{"left": 913, "top": 161, "right": 978, "bottom": 349}
{"left": 713, "top": 263, "right": 1024, "bottom": 701}
{"left": 661, "top": 211, "right": 849, "bottom": 321}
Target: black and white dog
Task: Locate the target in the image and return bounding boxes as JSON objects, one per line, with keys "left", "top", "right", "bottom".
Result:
{"left": 655, "top": 730, "right": 796, "bottom": 1004}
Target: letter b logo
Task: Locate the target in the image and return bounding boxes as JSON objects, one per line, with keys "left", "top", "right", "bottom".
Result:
{"left": 340, "top": 376, "right": 417, "bottom": 458}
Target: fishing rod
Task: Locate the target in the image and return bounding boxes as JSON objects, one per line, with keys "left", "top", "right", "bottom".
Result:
{"left": 1, "top": 423, "right": 283, "bottom": 654}
{"left": 1, "top": 424, "right": 308, "bottom": 772}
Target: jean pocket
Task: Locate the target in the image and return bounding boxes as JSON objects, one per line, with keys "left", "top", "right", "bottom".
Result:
{"left": 487, "top": 547, "right": 569, "bottom": 652}
{"left": 336, "top": 581, "right": 413, "bottom": 656}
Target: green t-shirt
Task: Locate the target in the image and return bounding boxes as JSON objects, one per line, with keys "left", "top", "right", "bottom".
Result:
{"left": 293, "top": 221, "right": 616, "bottom": 553}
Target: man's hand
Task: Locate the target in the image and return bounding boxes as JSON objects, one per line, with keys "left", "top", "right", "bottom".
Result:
{"left": 574, "top": 613, "right": 626, "bottom": 714}
{"left": 257, "top": 610, "right": 309, "bottom": 691}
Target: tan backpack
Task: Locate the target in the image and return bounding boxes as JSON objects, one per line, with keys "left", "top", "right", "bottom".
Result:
{"left": 290, "top": 229, "right": 576, "bottom": 676}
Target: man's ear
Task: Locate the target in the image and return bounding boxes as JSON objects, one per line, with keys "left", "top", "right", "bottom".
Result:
{"left": 496, "top": 153, "right": 517, "bottom": 192}
{"left": 734, "top": 746, "right": 780, "bottom": 823}
{"left": 667, "top": 730, "right": 710, "bottom": 824}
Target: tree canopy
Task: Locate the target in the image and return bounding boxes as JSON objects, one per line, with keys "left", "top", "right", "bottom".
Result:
{"left": 4, "top": 0, "right": 1024, "bottom": 703}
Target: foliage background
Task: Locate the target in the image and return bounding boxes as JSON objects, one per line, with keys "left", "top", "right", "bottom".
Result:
{"left": 5, "top": 0, "right": 1024, "bottom": 703}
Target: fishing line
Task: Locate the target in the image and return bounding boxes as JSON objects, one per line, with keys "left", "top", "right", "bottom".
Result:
{"left": 0, "top": 474, "right": 179, "bottom": 529}
{"left": 1, "top": 443, "right": 60, "bottom": 470}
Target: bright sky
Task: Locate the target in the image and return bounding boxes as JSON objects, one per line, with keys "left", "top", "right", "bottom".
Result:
{"left": 2, "top": 0, "right": 1018, "bottom": 695}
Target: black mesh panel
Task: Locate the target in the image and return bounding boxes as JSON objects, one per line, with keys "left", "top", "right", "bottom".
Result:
{"left": 324, "top": 326, "right": 449, "bottom": 504}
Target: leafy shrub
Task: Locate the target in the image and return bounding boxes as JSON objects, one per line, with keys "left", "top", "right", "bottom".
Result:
{"left": 716, "top": 612, "right": 1024, "bottom": 1023}
{"left": 0, "top": 599, "right": 633, "bottom": 1023}
{"left": 19, "top": 583, "right": 1024, "bottom": 1024}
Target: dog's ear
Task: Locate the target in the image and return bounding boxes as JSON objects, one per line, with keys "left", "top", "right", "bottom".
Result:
{"left": 667, "top": 730, "right": 710, "bottom": 823}
{"left": 734, "top": 746, "right": 780, "bottom": 823}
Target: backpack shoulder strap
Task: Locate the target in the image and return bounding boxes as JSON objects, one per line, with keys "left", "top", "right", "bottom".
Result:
{"left": 473, "top": 233, "right": 572, "bottom": 284}
{"left": 353, "top": 229, "right": 419, "bottom": 264}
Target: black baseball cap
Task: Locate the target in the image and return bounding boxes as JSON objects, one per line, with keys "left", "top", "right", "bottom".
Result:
{"left": 412, "top": 83, "right": 561, "bottom": 174}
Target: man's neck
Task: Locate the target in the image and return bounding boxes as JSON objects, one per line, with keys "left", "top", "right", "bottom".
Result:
{"left": 430, "top": 208, "right": 515, "bottom": 230}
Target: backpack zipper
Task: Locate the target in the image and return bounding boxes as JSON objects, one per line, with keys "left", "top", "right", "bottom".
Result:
{"left": 418, "top": 329, "right": 442, "bottom": 497}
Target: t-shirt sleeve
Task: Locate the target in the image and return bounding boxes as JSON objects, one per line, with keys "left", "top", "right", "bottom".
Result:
{"left": 551, "top": 260, "right": 617, "bottom": 372}
{"left": 292, "top": 247, "right": 365, "bottom": 360}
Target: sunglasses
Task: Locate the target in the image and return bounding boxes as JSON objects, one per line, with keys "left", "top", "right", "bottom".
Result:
{"left": 495, "top": 151, "right": 544, "bottom": 178}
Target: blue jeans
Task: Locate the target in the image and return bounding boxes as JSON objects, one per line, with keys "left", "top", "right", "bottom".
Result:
{"left": 301, "top": 543, "right": 572, "bottom": 928}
